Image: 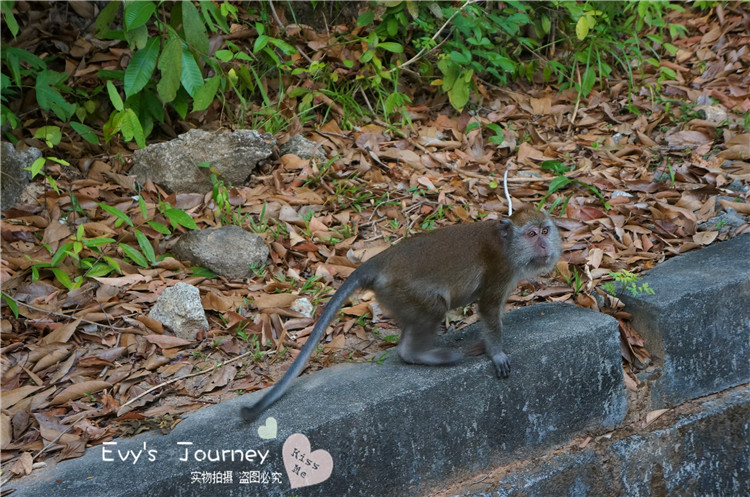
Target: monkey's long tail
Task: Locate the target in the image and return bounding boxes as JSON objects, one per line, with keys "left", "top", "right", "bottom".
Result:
{"left": 240, "top": 272, "right": 365, "bottom": 422}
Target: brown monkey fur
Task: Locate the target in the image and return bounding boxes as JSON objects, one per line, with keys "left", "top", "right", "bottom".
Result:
{"left": 241, "top": 206, "right": 561, "bottom": 422}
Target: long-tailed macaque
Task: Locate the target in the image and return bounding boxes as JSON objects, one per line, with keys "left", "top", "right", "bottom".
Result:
{"left": 241, "top": 207, "right": 561, "bottom": 422}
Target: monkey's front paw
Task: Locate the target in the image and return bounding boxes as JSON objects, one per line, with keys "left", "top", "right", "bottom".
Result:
{"left": 492, "top": 352, "right": 510, "bottom": 378}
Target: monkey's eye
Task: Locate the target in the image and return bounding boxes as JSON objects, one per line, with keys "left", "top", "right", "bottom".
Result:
{"left": 542, "top": 227, "right": 549, "bottom": 235}
{"left": 527, "top": 231, "right": 536, "bottom": 237}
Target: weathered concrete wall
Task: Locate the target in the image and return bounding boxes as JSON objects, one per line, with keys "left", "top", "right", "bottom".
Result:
{"left": 10, "top": 235, "right": 750, "bottom": 497}
{"left": 13, "top": 304, "right": 625, "bottom": 497}
{"left": 435, "top": 385, "right": 749, "bottom": 497}
{"left": 621, "top": 234, "right": 750, "bottom": 409}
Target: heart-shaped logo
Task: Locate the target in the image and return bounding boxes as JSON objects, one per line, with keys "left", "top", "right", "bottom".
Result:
{"left": 282, "top": 433, "right": 333, "bottom": 489}
{"left": 257, "top": 417, "right": 277, "bottom": 439}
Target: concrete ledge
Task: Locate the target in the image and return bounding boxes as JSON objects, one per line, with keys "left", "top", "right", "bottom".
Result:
{"left": 12, "top": 303, "right": 625, "bottom": 497}
{"left": 439, "top": 384, "right": 750, "bottom": 497}
{"left": 621, "top": 234, "right": 750, "bottom": 408}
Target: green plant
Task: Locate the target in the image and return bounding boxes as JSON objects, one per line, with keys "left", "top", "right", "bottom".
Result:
{"left": 298, "top": 275, "right": 323, "bottom": 295}
{"left": 538, "top": 160, "right": 611, "bottom": 214}
{"left": 93, "top": 1, "right": 237, "bottom": 145}
{"left": 200, "top": 161, "right": 247, "bottom": 226}
{"left": 249, "top": 262, "right": 267, "bottom": 279}
{"left": 369, "top": 353, "right": 388, "bottom": 365}
{"left": 1, "top": 291, "right": 19, "bottom": 318}
{"left": 330, "top": 177, "right": 375, "bottom": 212}
{"left": 25, "top": 154, "right": 67, "bottom": 195}
{"left": 23, "top": 187, "right": 196, "bottom": 291}
{"left": 560, "top": 265, "right": 585, "bottom": 294}
{"left": 247, "top": 204, "right": 288, "bottom": 241}
{"left": 602, "top": 270, "right": 654, "bottom": 297}
{"left": 420, "top": 205, "right": 447, "bottom": 230}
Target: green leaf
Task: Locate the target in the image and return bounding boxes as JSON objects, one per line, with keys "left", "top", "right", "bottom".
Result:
{"left": 120, "top": 243, "right": 149, "bottom": 267}
{"left": 98, "top": 202, "right": 134, "bottom": 227}
{"left": 540, "top": 160, "right": 568, "bottom": 174}
{"left": 138, "top": 195, "right": 148, "bottom": 220}
{"left": 465, "top": 122, "right": 481, "bottom": 133}
{"left": 83, "top": 262, "right": 116, "bottom": 278}
{"left": 660, "top": 67, "right": 677, "bottom": 80}
{"left": 201, "top": 0, "right": 230, "bottom": 32}
{"left": 82, "top": 237, "right": 116, "bottom": 248}
{"left": 449, "top": 50, "right": 471, "bottom": 65}
{"left": 107, "top": 81, "right": 124, "bottom": 111}
{"left": 180, "top": 51, "right": 203, "bottom": 97}
{"left": 34, "top": 126, "right": 62, "bottom": 147}
{"left": 124, "top": 1, "right": 155, "bottom": 30}
{"left": 360, "top": 49, "right": 374, "bottom": 63}
{"left": 134, "top": 230, "right": 156, "bottom": 263}
{"left": 1, "top": 292, "right": 19, "bottom": 318}
{"left": 193, "top": 75, "right": 220, "bottom": 112}
{"left": 172, "top": 88, "right": 189, "bottom": 118}
{"left": 581, "top": 66, "right": 596, "bottom": 95}
{"left": 448, "top": 75, "right": 470, "bottom": 111}
{"left": 269, "top": 38, "right": 298, "bottom": 56}
{"left": 377, "top": 42, "right": 403, "bottom": 53}
{"left": 215, "top": 49, "right": 233, "bottom": 62}
{"left": 357, "top": 11, "right": 374, "bottom": 26}
{"left": 125, "top": 23, "right": 148, "bottom": 50}
{"left": 575, "top": 16, "right": 589, "bottom": 40}
{"left": 438, "top": 58, "right": 458, "bottom": 91}
{"left": 2, "top": 1, "right": 19, "bottom": 37}
{"left": 253, "top": 34, "right": 269, "bottom": 53}
{"left": 156, "top": 39, "right": 182, "bottom": 103}
{"left": 35, "top": 71, "right": 76, "bottom": 121}
{"left": 70, "top": 121, "right": 99, "bottom": 144}
{"left": 182, "top": 0, "right": 209, "bottom": 54}
{"left": 189, "top": 266, "right": 217, "bottom": 278}
{"left": 148, "top": 221, "right": 171, "bottom": 235}
{"left": 124, "top": 36, "right": 159, "bottom": 99}
{"left": 50, "top": 268, "right": 80, "bottom": 290}
{"left": 119, "top": 109, "right": 146, "bottom": 148}
{"left": 47, "top": 176, "right": 60, "bottom": 195}
{"left": 95, "top": 1, "right": 121, "bottom": 37}
{"left": 547, "top": 175, "right": 572, "bottom": 194}
{"left": 165, "top": 208, "right": 198, "bottom": 229}
{"left": 26, "top": 157, "right": 46, "bottom": 178}
{"left": 103, "top": 256, "right": 122, "bottom": 274}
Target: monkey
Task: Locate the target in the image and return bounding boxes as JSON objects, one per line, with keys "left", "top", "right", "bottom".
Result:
{"left": 241, "top": 206, "right": 561, "bottom": 422}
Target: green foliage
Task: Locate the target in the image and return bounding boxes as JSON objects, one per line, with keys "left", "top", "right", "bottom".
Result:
{"left": 560, "top": 265, "right": 585, "bottom": 294}
{"left": 26, "top": 192, "right": 197, "bottom": 291}
{"left": 538, "top": 160, "right": 611, "bottom": 214}
{"left": 602, "top": 270, "right": 655, "bottom": 297}
{"left": 1, "top": 0, "right": 695, "bottom": 145}
{"left": 2, "top": 291, "right": 19, "bottom": 318}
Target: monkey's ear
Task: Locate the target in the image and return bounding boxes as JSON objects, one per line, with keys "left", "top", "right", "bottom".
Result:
{"left": 498, "top": 219, "right": 513, "bottom": 238}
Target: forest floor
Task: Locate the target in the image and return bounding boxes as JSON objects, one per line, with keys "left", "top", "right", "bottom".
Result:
{"left": 1, "top": 2, "right": 749, "bottom": 483}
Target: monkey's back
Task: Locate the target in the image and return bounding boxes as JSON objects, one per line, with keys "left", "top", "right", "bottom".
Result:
{"left": 360, "top": 220, "right": 506, "bottom": 309}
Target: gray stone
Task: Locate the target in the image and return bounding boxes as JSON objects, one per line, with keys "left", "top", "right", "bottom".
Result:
{"left": 697, "top": 207, "right": 746, "bottom": 233}
{"left": 621, "top": 234, "right": 750, "bottom": 408}
{"left": 278, "top": 135, "right": 327, "bottom": 160}
{"left": 696, "top": 104, "right": 728, "bottom": 124}
{"left": 10, "top": 303, "right": 625, "bottom": 497}
{"left": 1, "top": 142, "right": 40, "bottom": 210}
{"left": 172, "top": 225, "right": 268, "bottom": 279}
{"left": 726, "top": 178, "right": 749, "bottom": 194}
{"left": 130, "top": 129, "right": 275, "bottom": 193}
{"left": 148, "top": 282, "right": 208, "bottom": 340}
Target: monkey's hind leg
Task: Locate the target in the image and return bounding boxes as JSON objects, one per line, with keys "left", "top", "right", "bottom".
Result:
{"left": 397, "top": 321, "right": 464, "bottom": 366}
{"left": 375, "top": 285, "right": 462, "bottom": 366}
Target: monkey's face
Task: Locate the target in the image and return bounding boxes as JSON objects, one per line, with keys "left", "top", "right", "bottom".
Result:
{"left": 520, "top": 218, "right": 561, "bottom": 275}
